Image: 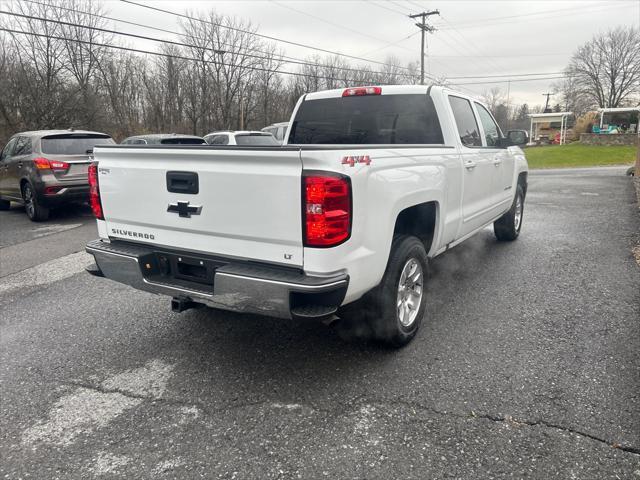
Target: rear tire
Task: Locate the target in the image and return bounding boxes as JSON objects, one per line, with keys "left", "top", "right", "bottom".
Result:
{"left": 22, "top": 182, "right": 49, "bottom": 222}
{"left": 0, "top": 198, "right": 10, "bottom": 210}
{"left": 494, "top": 185, "right": 524, "bottom": 241}
{"left": 340, "top": 235, "right": 428, "bottom": 348}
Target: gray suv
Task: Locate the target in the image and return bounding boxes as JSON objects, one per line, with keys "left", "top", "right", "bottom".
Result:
{"left": 0, "top": 130, "right": 115, "bottom": 221}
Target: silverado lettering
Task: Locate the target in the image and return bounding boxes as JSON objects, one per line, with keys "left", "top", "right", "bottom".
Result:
{"left": 111, "top": 228, "right": 155, "bottom": 240}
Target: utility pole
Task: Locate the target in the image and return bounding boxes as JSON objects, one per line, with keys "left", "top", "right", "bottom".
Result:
{"left": 409, "top": 10, "right": 439, "bottom": 85}
{"left": 542, "top": 92, "right": 554, "bottom": 113}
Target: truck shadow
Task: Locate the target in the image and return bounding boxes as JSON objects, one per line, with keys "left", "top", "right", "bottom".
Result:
{"left": 173, "top": 228, "right": 518, "bottom": 377}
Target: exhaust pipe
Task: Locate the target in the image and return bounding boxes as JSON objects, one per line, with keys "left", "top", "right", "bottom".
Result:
{"left": 171, "top": 297, "right": 200, "bottom": 313}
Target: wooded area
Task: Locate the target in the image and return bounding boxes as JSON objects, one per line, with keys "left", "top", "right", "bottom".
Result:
{"left": 1, "top": 0, "right": 638, "bottom": 144}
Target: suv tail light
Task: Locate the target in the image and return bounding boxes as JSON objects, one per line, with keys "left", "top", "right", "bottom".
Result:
{"left": 304, "top": 173, "right": 351, "bottom": 247}
{"left": 88, "top": 162, "right": 104, "bottom": 220}
{"left": 342, "top": 86, "right": 382, "bottom": 97}
{"left": 33, "top": 157, "right": 69, "bottom": 172}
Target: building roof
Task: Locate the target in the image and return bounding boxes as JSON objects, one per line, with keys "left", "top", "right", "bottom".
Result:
{"left": 597, "top": 107, "right": 640, "bottom": 113}
{"left": 528, "top": 112, "right": 573, "bottom": 123}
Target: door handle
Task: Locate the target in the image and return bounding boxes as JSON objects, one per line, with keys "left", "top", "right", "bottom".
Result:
{"left": 493, "top": 158, "right": 502, "bottom": 166}
{"left": 464, "top": 160, "right": 477, "bottom": 170}
{"left": 17, "top": 162, "right": 23, "bottom": 169}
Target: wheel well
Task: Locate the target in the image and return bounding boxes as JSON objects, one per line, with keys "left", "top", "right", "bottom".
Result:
{"left": 393, "top": 202, "right": 437, "bottom": 255}
{"left": 518, "top": 172, "right": 528, "bottom": 197}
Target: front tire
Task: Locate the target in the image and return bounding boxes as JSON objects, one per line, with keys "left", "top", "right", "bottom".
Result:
{"left": 22, "top": 182, "right": 50, "bottom": 221}
{"left": 342, "top": 235, "right": 428, "bottom": 348}
{"left": 494, "top": 185, "right": 524, "bottom": 241}
{"left": 0, "top": 198, "right": 10, "bottom": 210}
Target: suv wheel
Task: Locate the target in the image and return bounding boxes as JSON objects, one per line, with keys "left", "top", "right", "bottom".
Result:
{"left": 340, "top": 235, "right": 428, "bottom": 347}
{"left": 22, "top": 182, "right": 49, "bottom": 221}
{"left": 494, "top": 185, "right": 524, "bottom": 241}
{"left": 0, "top": 198, "right": 10, "bottom": 210}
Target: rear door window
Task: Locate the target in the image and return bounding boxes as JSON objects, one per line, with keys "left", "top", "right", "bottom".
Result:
{"left": 448, "top": 96, "right": 482, "bottom": 147}
{"left": 41, "top": 134, "right": 115, "bottom": 155}
{"left": 13, "top": 136, "right": 32, "bottom": 156}
{"left": 208, "top": 135, "right": 229, "bottom": 145}
{"left": 474, "top": 103, "right": 502, "bottom": 147}
{"left": 235, "top": 134, "right": 279, "bottom": 146}
{"left": 289, "top": 94, "right": 444, "bottom": 144}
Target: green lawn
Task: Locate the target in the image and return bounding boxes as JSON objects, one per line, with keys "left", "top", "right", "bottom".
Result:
{"left": 523, "top": 144, "right": 637, "bottom": 169}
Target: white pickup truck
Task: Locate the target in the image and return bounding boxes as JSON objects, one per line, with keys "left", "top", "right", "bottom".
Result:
{"left": 86, "top": 85, "right": 528, "bottom": 346}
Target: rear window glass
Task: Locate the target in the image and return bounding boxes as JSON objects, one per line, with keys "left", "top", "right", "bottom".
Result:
{"left": 160, "top": 138, "right": 206, "bottom": 145}
{"left": 289, "top": 94, "right": 444, "bottom": 144}
{"left": 41, "top": 134, "right": 115, "bottom": 155}
{"left": 235, "top": 134, "right": 279, "bottom": 146}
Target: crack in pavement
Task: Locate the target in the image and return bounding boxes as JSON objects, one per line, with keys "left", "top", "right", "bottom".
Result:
{"left": 379, "top": 398, "right": 640, "bottom": 457}
{"left": 54, "top": 379, "right": 640, "bottom": 457}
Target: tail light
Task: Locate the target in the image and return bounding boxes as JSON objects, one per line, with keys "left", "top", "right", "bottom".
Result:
{"left": 33, "top": 157, "right": 69, "bottom": 172}
{"left": 342, "top": 86, "right": 382, "bottom": 97}
{"left": 304, "top": 173, "right": 351, "bottom": 247}
{"left": 88, "top": 162, "right": 104, "bottom": 220}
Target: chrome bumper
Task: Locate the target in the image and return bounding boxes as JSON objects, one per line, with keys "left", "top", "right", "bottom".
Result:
{"left": 86, "top": 239, "right": 348, "bottom": 319}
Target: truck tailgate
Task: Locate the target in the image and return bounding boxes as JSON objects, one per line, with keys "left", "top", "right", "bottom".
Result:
{"left": 94, "top": 147, "right": 304, "bottom": 267}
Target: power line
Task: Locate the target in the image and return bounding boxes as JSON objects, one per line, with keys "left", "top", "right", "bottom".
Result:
{"left": 368, "top": 1, "right": 408, "bottom": 18}
{"left": 450, "top": 76, "right": 567, "bottom": 86}
{"left": 0, "top": 27, "right": 387, "bottom": 85}
{"left": 120, "top": 0, "right": 417, "bottom": 73}
{"left": 446, "top": 71, "right": 564, "bottom": 79}
{"left": 1, "top": 8, "right": 419, "bottom": 81}
{"left": 437, "top": 2, "right": 632, "bottom": 30}
{"left": 357, "top": 31, "right": 420, "bottom": 58}
{"left": 269, "top": 0, "right": 413, "bottom": 54}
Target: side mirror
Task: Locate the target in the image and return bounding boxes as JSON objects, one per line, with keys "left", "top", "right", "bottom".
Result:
{"left": 506, "top": 130, "right": 529, "bottom": 146}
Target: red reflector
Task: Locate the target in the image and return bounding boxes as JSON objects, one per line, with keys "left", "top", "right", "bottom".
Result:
{"left": 43, "top": 186, "right": 63, "bottom": 195}
{"left": 33, "top": 157, "right": 69, "bottom": 172}
{"left": 88, "top": 162, "right": 104, "bottom": 220}
{"left": 304, "top": 173, "right": 351, "bottom": 247}
{"left": 342, "top": 86, "right": 382, "bottom": 97}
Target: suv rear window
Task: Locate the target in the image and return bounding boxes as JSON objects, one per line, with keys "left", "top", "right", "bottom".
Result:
{"left": 289, "top": 94, "right": 444, "bottom": 144}
{"left": 40, "top": 134, "right": 115, "bottom": 155}
{"left": 235, "top": 134, "right": 279, "bottom": 146}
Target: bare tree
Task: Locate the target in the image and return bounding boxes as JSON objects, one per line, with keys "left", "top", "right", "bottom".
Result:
{"left": 566, "top": 26, "right": 640, "bottom": 108}
{"left": 58, "top": 0, "right": 112, "bottom": 127}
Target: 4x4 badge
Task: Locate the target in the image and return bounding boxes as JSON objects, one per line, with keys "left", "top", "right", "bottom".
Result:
{"left": 167, "top": 201, "right": 202, "bottom": 218}
{"left": 341, "top": 155, "right": 371, "bottom": 167}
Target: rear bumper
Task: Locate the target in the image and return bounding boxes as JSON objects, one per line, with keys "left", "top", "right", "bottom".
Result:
{"left": 86, "top": 239, "right": 348, "bottom": 320}
{"left": 36, "top": 184, "right": 89, "bottom": 207}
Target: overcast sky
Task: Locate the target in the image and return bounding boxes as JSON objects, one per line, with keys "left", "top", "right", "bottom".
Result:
{"left": 107, "top": 0, "right": 639, "bottom": 108}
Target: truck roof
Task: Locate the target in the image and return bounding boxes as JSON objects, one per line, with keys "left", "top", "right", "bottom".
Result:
{"left": 304, "top": 84, "right": 439, "bottom": 101}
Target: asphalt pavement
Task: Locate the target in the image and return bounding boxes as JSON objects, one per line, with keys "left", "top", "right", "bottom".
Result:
{"left": 1, "top": 167, "right": 639, "bottom": 479}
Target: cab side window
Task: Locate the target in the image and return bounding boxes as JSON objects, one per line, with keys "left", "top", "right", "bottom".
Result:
{"left": 448, "top": 96, "right": 482, "bottom": 147}
{"left": 209, "top": 135, "right": 229, "bottom": 145}
{"left": 475, "top": 103, "right": 502, "bottom": 147}
{"left": 13, "top": 136, "right": 32, "bottom": 156}
{"left": 0, "top": 137, "right": 18, "bottom": 162}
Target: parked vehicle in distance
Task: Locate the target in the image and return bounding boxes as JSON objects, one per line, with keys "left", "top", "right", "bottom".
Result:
{"left": 0, "top": 129, "right": 115, "bottom": 221}
{"left": 86, "top": 85, "right": 528, "bottom": 347}
{"left": 261, "top": 122, "right": 289, "bottom": 144}
{"left": 204, "top": 131, "right": 279, "bottom": 146}
{"left": 121, "top": 134, "right": 206, "bottom": 145}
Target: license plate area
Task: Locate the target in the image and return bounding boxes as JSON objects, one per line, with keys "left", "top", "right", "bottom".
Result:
{"left": 139, "top": 251, "right": 225, "bottom": 290}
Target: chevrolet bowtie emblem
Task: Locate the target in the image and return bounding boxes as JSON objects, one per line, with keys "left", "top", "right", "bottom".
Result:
{"left": 167, "top": 201, "right": 202, "bottom": 218}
